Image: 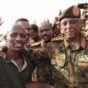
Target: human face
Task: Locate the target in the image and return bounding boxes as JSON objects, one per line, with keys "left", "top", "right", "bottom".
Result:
{"left": 29, "top": 29, "right": 39, "bottom": 40}
{"left": 6, "top": 25, "right": 26, "bottom": 51}
{"left": 17, "top": 21, "right": 30, "bottom": 40}
{"left": 39, "top": 28, "right": 52, "bottom": 43}
{"left": 82, "top": 20, "right": 88, "bottom": 40}
{"left": 61, "top": 18, "right": 80, "bottom": 40}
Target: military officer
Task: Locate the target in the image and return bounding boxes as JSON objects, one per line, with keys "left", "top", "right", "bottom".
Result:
{"left": 30, "top": 21, "right": 53, "bottom": 85}
{"left": 49, "top": 5, "right": 88, "bottom": 88}
{"left": 37, "top": 20, "right": 64, "bottom": 88}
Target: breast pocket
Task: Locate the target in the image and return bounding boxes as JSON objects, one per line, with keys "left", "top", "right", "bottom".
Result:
{"left": 51, "top": 53, "right": 66, "bottom": 70}
{"left": 77, "top": 55, "right": 88, "bottom": 69}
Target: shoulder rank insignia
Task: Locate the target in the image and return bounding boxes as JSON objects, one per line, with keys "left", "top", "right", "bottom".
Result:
{"left": 30, "top": 41, "right": 41, "bottom": 48}
{"left": 51, "top": 36, "right": 64, "bottom": 42}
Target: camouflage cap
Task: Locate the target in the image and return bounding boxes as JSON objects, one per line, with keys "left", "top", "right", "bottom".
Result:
{"left": 59, "top": 5, "right": 80, "bottom": 21}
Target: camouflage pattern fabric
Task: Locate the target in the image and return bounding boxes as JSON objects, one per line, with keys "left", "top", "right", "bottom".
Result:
{"left": 47, "top": 40, "right": 88, "bottom": 88}
{"left": 26, "top": 41, "right": 53, "bottom": 85}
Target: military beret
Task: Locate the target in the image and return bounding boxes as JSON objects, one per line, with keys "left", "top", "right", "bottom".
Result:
{"left": 59, "top": 5, "right": 81, "bottom": 21}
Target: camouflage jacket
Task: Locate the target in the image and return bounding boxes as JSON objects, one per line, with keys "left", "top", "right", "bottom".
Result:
{"left": 26, "top": 41, "right": 53, "bottom": 85}
{"left": 46, "top": 39, "right": 88, "bottom": 88}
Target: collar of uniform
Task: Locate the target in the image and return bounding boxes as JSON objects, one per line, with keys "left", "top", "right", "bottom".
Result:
{"left": 64, "top": 39, "right": 81, "bottom": 50}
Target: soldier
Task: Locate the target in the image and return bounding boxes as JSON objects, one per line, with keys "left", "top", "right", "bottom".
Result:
{"left": 49, "top": 5, "right": 88, "bottom": 88}
{"left": 29, "top": 20, "right": 63, "bottom": 87}
{"left": 59, "top": 5, "right": 82, "bottom": 88}
{"left": 30, "top": 21, "right": 53, "bottom": 85}
{"left": 39, "top": 20, "right": 64, "bottom": 57}
{"left": 29, "top": 24, "right": 41, "bottom": 45}
{"left": 37, "top": 21, "right": 64, "bottom": 88}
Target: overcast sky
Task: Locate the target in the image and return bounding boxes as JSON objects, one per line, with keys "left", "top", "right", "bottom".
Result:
{"left": 0, "top": 0, "right": 88, "bottom": 34}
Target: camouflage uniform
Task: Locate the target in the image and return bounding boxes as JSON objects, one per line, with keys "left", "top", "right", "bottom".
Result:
{"left": 50, "top": 5, "right": 88, "bottom": 88}
{"left": 46, "top": 36, "right": 65, "bottom": 88}
{"left": 46, "top": 36, "right": 88, "bottom": 88}
{"left": 28, "top": 41, "right": 52, "bottom": 85}
{"left": 77, "top": 49, "right": 88, "bottom": 88}
{"left": 27, "top": 33, "right": 88, "bottom": 88}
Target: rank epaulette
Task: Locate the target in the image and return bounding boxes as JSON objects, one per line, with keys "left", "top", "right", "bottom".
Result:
{"left": 30, "top": 41, "right": 41, "bottom": 48}
{"left": 51, "top": 36, "right": 64, "bottom": 42}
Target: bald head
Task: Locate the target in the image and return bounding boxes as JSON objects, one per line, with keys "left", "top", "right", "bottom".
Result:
{"left": 39, "top": 21, "right": 53, "bottom": 43}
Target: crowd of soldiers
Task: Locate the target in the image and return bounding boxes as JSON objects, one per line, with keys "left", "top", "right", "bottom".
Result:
{"left": 0, "top": 3, "right": 88, "bottom": 88}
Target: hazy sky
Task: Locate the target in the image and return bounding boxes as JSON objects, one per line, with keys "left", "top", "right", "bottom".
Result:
{"left": 0, "top": 0, "right": 88, "bottom": 34}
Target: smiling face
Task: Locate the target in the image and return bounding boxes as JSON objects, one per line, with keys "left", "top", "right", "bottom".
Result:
{"left": 60, "top": 18, "right": 80, "bottom": 40}
{"left": 6, "top": 25, "right": 26, "bottom": 51}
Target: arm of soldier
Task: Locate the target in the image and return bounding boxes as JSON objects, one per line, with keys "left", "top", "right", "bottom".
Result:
{"left": 28, "top": 45, "right": 49, "bottom": 64}
{"left": 30, "top": 40, "right": 48, "bottom": 54}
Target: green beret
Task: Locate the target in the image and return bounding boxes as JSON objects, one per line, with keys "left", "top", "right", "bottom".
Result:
{"left": 59, "top": 5, "right": 81, "bottom": 21}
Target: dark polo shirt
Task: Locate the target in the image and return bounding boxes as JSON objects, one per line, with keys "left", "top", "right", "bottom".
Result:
{"left": 0, "top": 49, "right": 36, "bottom": 88}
